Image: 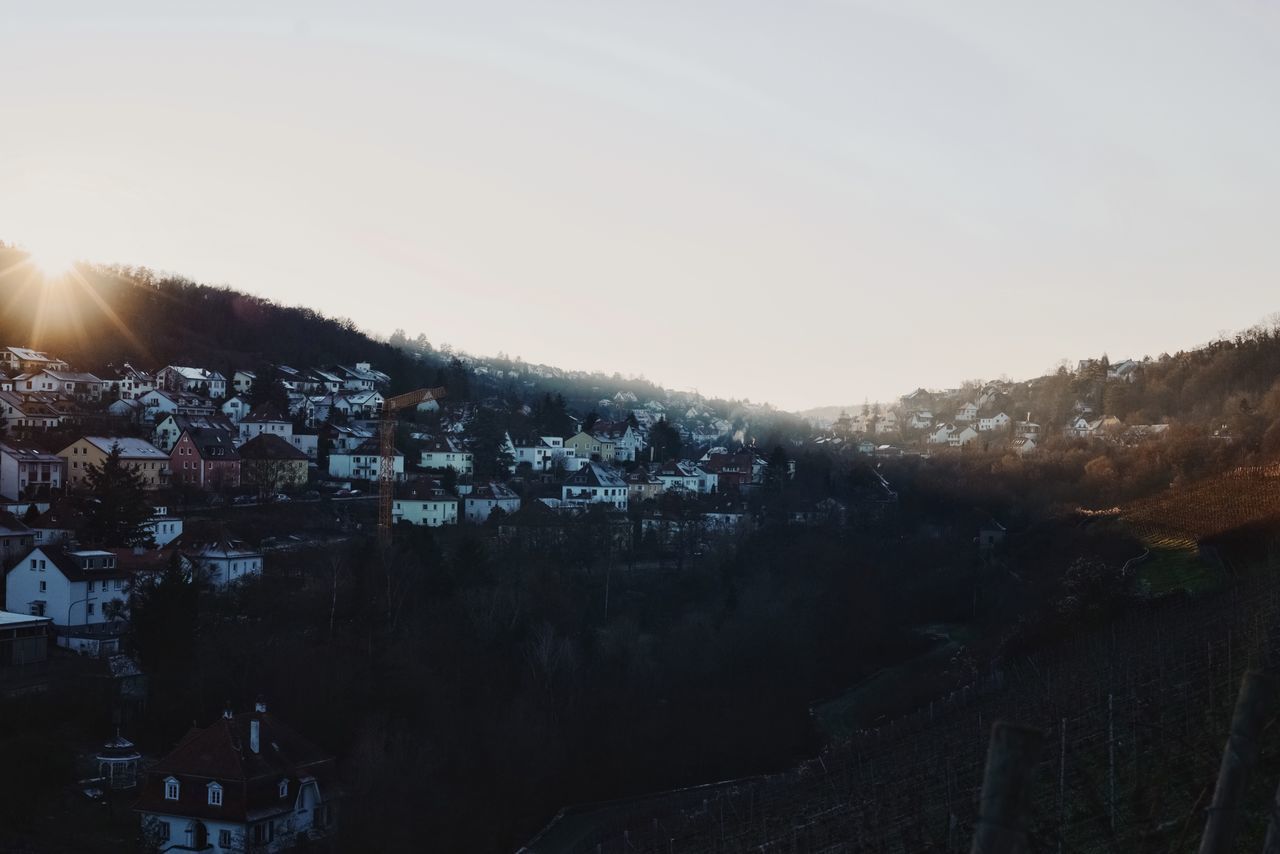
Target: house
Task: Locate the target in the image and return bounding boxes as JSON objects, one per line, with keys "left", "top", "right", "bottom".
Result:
{"left": 156, "top": 366, "right": 227, "bottom": 399}
{"left": 1107, "top": 359, "right": 1141, "bottom": 383}
{"left": 463, "top": 482, "right": 520, "bottom": 523}
{"left": 108, "top": 397, "right": 145, "bottom": 424}
{"left": 238, "top": 403, "right": 294, "bottom": 444}
{"left": 503, "top": 434, "right": 575, "bottom": 473}
{"left": 335, "top": 361, "right": 389, "bottom": 391}
{"left": 154, "top": 413, "right": 238, "bottom": 453}
{"left": 1065, "top": 416, "right": 1103, "bottom": 439}
{"left": 0, "top": 513, "right": 36, "bottom": 571}
{"left": 420, "top": 437, "right": 473, "bottom": 475}
{"left": 977, "top": 412, "right": 1011, "bottom": 432}
{"left": 319, "top": 423, "right": 375, "bottom": 455}
{"left": 5, "top": 546, "right": 131, "bottom": 630}
{"left": 875, "top": 411, "right": 898, "bottom": 435}
{"left": 927, "top": 423, "right": 956, "bottom": 445}
{"left": 145, "top": 507, "right": 184, "bottom": 548}
{"left": 392, "top": 482, "right": 458, "bottom": 527}
{"left": 134, "top": 701, "right": 338, "bottom": 853}
{"left": 654, "top": 460, "right": 717, "bottom": 494}
{"left": 171, "top": 428, "right": 241, "bottom": 490}
{"left": 0, "top": 390, "right": 64, "bottom": 432}
{"left": 955, "top": 402, "right": 979, "bottom": 422}
{"left": 907, "top": 411, "right": 934, "bottom": 430}
{"left": 565, "top": 430, "right": 616, "bottom": 462}
{"left": 17, "top": 369, "right": 108, "bottom": 401}
{"left": 232, "top": 370, "right": 256, "bottom": 396}
{"left": 857, "top": 439, "right": 877, "bottom": 455}
{"left": 592, "top": 422, "right": 643, "bottom": 462}
{"left": 238, "top": 434, "right": 309, "bottom": 493}
{"left": 27, "top": 502, "right": 81, "bottom": 548}
{"left": 59, "top": 437, "right": 170, "bottom": 490}
{"left": 948, "top": 426, "right": 980, "bottom": 447}
{"left": 110, "top": 364, "right": 156, "bottom": 400}
{"left": 561, "top": 462, "right": 628, "bottom": 510}
{"left": 1, "top": 347, "right": 68, "bottom": 374}
{"left": 626, "top": 468, "right": 664, "bottom": 503}
{"left": 329, "top": 440, "right": 402, "bottom": 482}
{"left": 977, "top": 520, "right": 1007, "bottom": 551}
{"left": 1011, "top": 437, "right": 1037, "bottom": 456}
{"left": 0, "top": 442, "right": 65, "bottom": 501}
{"left": 220, "top": 395, "right": 251, "bottom": 424}
{"left": 138, "top": 389, "right": 180, "bottom": 422}
{"left": 183, "top": 540, "right": 263, "bottom": 587}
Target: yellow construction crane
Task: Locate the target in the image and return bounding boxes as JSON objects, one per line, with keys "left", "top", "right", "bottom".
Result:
{"left": 378, "top": 386, "right": 446, "bottom": 543}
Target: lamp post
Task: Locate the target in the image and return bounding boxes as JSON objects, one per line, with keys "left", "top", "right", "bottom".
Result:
{"left": 67, "top": 594, "right": 97, "bottom": 628}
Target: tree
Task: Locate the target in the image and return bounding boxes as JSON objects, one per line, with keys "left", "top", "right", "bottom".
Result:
{"left": 649, "top": 419, "right": 681, "bottom": 463}
{"left": 80, "top": 444, "right": 155, "bottom": 547}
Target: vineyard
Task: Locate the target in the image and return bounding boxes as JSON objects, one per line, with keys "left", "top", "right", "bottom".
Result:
{"left": 528, "top": 548, "right": 1280, "bottom": 853}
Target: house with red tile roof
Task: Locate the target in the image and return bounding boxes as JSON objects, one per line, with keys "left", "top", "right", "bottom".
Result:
{"left": 134, "top": 700, "right": 338, "bottom": 852}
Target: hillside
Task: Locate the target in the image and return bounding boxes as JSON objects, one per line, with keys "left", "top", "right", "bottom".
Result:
{"left": 0, "top": 244, "right": 809, "bottom": 441}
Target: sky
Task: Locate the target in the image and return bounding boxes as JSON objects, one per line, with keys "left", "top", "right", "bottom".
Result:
{"left": 4, "top": 1, "right": 1280, "bottom": 410}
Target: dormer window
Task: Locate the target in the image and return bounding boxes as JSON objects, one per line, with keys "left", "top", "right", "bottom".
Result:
{"left": 164, "top": 776, "right": 180, "bottom": 800}
{"left": 207, "top": 781, "right": 223, "bottom": 806}
{"left": 278, "top": 779, "right": 289, "bottom": 799}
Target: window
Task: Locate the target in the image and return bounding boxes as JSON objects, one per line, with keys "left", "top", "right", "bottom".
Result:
{"left": 252, "top": 822, "right": 274, "bottom": 844}
{"left": 39, "top": 581, "right": 46, "bottom": 593}
{"left": 164, "top": 777, "right": 180, "bottom": 800}
{"left": 219, "top": 829, "right": 231, "bottom": 847}
{"left": 279, "top": 779, "right": 289, "bottom": 798}
{"left": 157, "top": 821, "right": 171, "bottom": 841}
{"left": 86, "top": 602, "right": 95, "bottom": 616}
{"left": 207, "top": 781, "right": 222, "bottom": 806}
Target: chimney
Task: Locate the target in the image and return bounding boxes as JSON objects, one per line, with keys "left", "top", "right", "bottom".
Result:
{"left": 250, "top": 719, "right": 260, "bottom": 754}
{"left": 222, "top": 702, "right": 233, "bottom": 720}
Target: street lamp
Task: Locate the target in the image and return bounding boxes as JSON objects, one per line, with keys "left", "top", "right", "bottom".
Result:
{"left": 67, "top": 594, "right": 97, "bottom": 627}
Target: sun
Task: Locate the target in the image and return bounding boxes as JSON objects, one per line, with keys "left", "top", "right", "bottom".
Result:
{"left": 24, "top": 241, "right": 80, "bottom": 279}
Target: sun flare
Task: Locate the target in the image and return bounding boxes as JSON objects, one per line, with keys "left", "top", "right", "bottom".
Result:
{"left": 24, "top": 241, "right": 79, "bottom": 279}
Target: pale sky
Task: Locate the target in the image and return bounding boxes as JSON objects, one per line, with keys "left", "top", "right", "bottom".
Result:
{"left": 4, "top": 1, "right": 1280, "bottom": 410}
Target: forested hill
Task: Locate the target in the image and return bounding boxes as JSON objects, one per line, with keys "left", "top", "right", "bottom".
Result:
{"left": 0, "top": 245, "right": 445, "bottom": 393}
{"left": 0, "top": 244, "right": 799, "bottom": 430}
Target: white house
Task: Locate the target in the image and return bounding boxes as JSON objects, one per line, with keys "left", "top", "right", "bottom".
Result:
{"left": 145, "top": 507, "right": 183, "bottom": 548}
{"left": 5, "top": 546, "right": 131, "bottom": 627}
{"left": 183, "top": 540, "right": 262, "bottom": 587}
{"left": 955, "top": 402, "right": 979, "bottom": 422}
{"left": 561, "top": 462, "right": 628, "bottom": 510}
{"left": 231, "top": 369, "right": 256, "bottom": 396}
{"left": 329, "top": 440, "right": 402, "bottom": 481}
{"left": 238, "top": 404, "right": 294, "bottom": 444}
{"left": 138, "top": 389, "right": 182, "bottom": 422}
{"left": 1, "top": 347, "right": 69, "bottom": 374}
{"left": 135, "top": 702, "right": 338, "bottom": 854}
{"left": 927, "top": 423, "right": 956, "bottom": 445}
{"left": 948, "top": 426, "right": 980, "bottom": 447}
{"left": 392, "top": 483, "right": 458, "bottom": 528}
{"left": 220, "top": 395, "right": 251, "bottom": 424}
{"left": 0, "top": 442, "right": 64, "bottom": 501}
{"left": 978, "top": 412, "right": 1011, "bottom": 432}
{"left": 157, "top": 366, "right": 227, "bottom": 399}
{"left": 906, "top": 411, "right": 934, "bottom": 430}
{"left": 464, "top": 482, "right": 521, "bottom": 523}
{"left": 420, "top": 438, "right": 473, "bottom": 475}
{"left": 111, "top": 364, "right": 156, "bottom": 400}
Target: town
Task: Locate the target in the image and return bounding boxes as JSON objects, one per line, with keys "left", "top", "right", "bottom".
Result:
{"left": 0, "top": 338, "right": 1227, "bottom": 853}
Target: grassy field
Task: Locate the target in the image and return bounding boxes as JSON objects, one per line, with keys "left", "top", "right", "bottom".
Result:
{"left": 1132, "top": 532, "right": 1222, "bottom": 596}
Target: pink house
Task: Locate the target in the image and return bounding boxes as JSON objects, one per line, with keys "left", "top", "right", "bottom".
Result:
{"left": 170, "top": 427, "right": 240, "bottom": 490}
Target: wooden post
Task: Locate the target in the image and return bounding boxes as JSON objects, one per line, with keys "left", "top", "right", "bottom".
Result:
{"left": 970, "top": 722, "right": 1044, "bottom": 854}
{"left": 1198, "top": 670, "right": 1278, "bottom": 854}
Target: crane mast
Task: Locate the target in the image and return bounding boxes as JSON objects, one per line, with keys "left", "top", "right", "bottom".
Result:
{"left": 378, "top": 386, "right": 445, "bottom": 544}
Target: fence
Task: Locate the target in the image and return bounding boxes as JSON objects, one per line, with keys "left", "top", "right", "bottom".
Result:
{"left": 555, "top": 562, "right": 1280, "bottom": 853}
